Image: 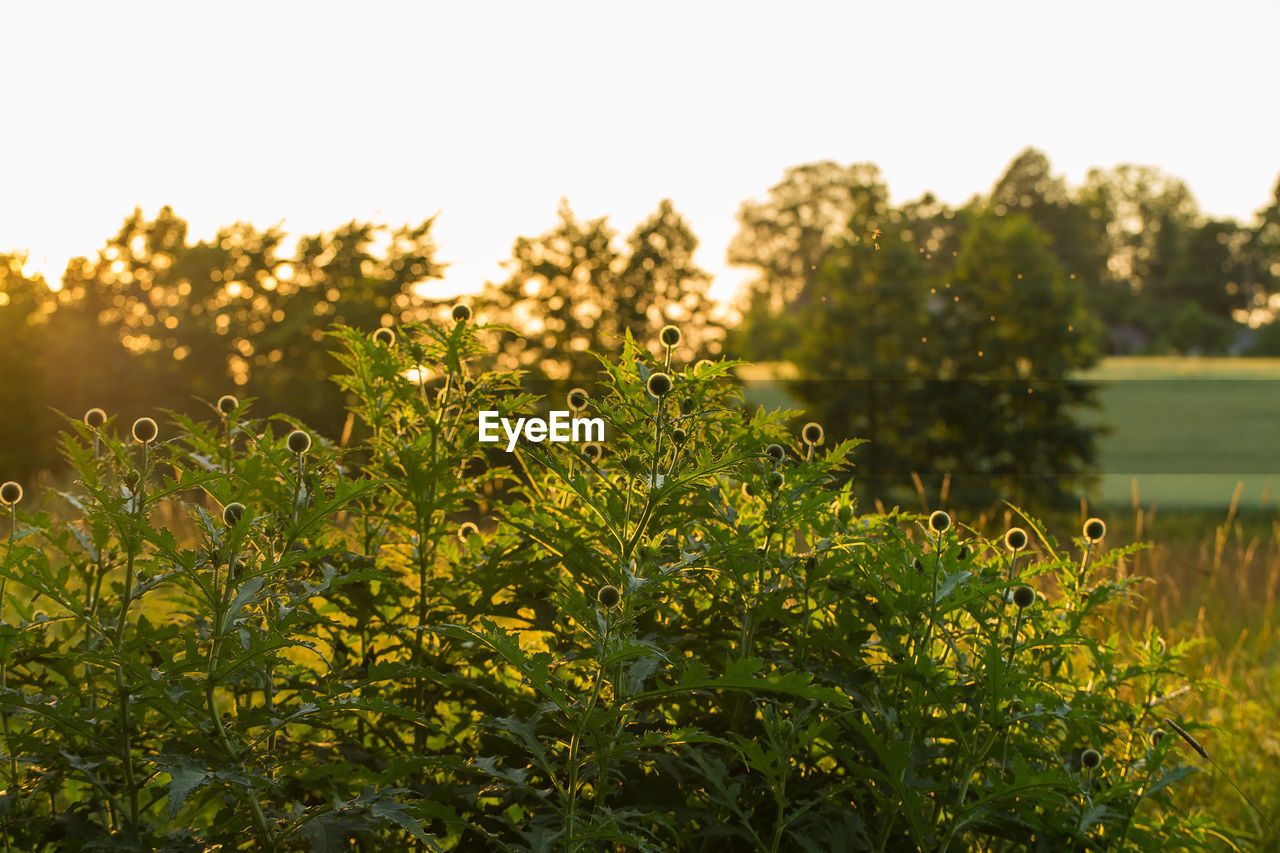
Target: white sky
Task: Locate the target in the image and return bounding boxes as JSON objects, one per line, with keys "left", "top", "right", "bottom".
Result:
{"left": 3, "top": 0, "right": 1279, "bottom": 303}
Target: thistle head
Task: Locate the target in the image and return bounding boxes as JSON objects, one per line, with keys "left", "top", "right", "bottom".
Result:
{"left": 457, "top": 521, "right": 479, "bottom": 541}
{"left": 373, "top": 327, "right": 396, "bottom": 347}
{"left": 766, "top": 471, "right": 784, "bottom": 491}
{"left": 801, "top": 422, "right": 824, "bottom": 446}
{"left": 660, "top": 324, "right": 682, "bottom": 348}
{"left": 1004, "top": 527, "right": 1028, "bottom": 552}
{"left": 217, "top": 395, "right": 239, "bottom": 417}
{"left": 583, "top": 442, "right": 603, "bottom": 462}
{"left": 646, "top": 372, "right": 673, "bottom": 399}
{"left": 679, "top": 398, "right": 695, "bottom": 415}
{"left": 287, "top": 429, "right": 312, "bottom": 455}
{"left": 567, "top": 387, "right": 589, "bottom": 412}
{"left": 671, "top": 427, "right": 688, "bottom": 445}
{"left": 0, "top": 481, "right": 22, "bottom": 506}
{"left": 597, "top": 584, "right": 621, "bottom": 609}
{"left": 1012, "top": 585, "right": 1035, "bottom": 609}
{"left": 928, "top": 510, "right": 951, "bottom": 535}
{"left": 84, "top": 407, "right": 107, "bottom": 429}
{"left": 1083, "top": 517, "right": 1106, "bottom": 543}
{"left": 131, "top": 417, "right": 158, "bottom": 445}
{"left": 222, "top": 502, "right": 246, "bottom": 526}
{"left": 764, "top": 443, "right": 784, "bottom": 462}
{"left": 452, "top": 303, "right": 472, "bottom": 323}
{"left": 1081, "top": 748, "right": 1101, "bottom": 770}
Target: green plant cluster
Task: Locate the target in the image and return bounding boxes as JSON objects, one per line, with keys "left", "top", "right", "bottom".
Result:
{"left": 0, "top": 317, "right": 1234, "bottom": 851}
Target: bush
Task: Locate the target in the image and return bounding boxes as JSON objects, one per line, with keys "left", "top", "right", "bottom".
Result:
{"left": 0, "top": 318, "right": 1233, "bottom": 850}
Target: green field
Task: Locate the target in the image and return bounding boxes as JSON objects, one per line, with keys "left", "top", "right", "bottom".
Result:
{"left": 740, "top": 357, "right": 1280, "bottom": 508}
{"left": 1077, "top": 357, "right": 1280, "bottom": 507}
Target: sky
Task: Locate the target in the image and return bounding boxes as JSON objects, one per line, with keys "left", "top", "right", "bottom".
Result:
{"left": 3, "top": 0, "right": 1279, "bottom": 303}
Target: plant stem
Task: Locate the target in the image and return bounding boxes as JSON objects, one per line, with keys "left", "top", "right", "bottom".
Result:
{"left": 113, "top": 546, "right": 140, "bottom": 831}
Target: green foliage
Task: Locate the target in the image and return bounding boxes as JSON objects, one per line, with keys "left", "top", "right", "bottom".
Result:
{"left": 0, "top": 316, "right": 1237, "bottom": 850}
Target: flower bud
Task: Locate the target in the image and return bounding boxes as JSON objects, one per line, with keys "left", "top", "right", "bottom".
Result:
{"left": 671, "top": 427, "right": 687, "bottom": 445}
{"left": 217, "top": 395, "right": 239, "bottom": 416}
{"left": 1004, "top": 527, "right": 1028, "bottom": 552}
{"left": 457, "top": 521, "right": 479, "bottom": 541}
{"left": 1012, "top": 585, "right": 1035, "bottom": 609}
{"left": 679, "top": 398, "right": 695, "bottom": 415}
{"left": 132, "top": 417, "right": 158, "bottom": 444}
{"left": 84, "top": 408, "right": 107, "bottom": 429}
{"left": 660, "top": 324, "right": 682, "bottom": 347}
{"left": 928, "top": 510, "right": 951, "bottom": 534}
{"left": 223, "top": 502, "right": 246, "bottom": 526}
{"left": 597, "top": 584, "right": 621, "bottom": 609}
{"left": 764, "top": 443, "right": 784, "bottom": 462}
{"left": 801, "top": 422, "right": 824, "bottom": 446}
{"left": 287, "top": 429, "right": 312, "bottom": 454}
{"left": 452, "top": 303, "right": 472, "bottom": 323}
{"left": 567, "top": 388, "right": 589, "bottom": 411}
{"left": 583, "top": 442, "right": 603, "bottom": 462}
{"left": 0, "top": 481, "right": 22, "bottom": 506}
{"left": 1081, "top": 748, "right": 1101, "bottom": 769}
{"left": 646, "top": 372, "right": 673, "bottom": 398}
{"left": 373, "top": 327, "right": 396, "bottom": 346}
{"left": 1083, "top": 517, "right": 1106, "bottom": 542}
{"left": 766, "top": 471, "right": 784, "bottom": 491}
{"left": 837, "top": 504, "right": 853, "bottom": 524}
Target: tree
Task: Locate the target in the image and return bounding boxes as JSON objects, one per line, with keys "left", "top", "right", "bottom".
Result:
{"left": 0, "top": 254, "right": 54, "bottom": 479}
{"left": 788, "top": 209, "right": 1102, "bottom": 508}
{"left": 481, "top": 199, "right": 718, "bottom": 391}
{"left": 44, "top": 207, "right": 444, "bottom": 441}
{"left": 728, "top": 162, "right": 888, "bottom": 361}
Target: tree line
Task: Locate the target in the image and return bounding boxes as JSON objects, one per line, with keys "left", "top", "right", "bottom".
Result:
{"left": 3, "top": 148, "right": 1279, "bottom": 505}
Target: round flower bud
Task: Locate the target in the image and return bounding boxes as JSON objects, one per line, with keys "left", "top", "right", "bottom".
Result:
{"left": 1004, "top": 527, "right": 1028, "bottom": 552}
{"left": 84, "top": 408, "right": 107, "bottom": 429}
{"left": 222, "top": 502, "right": 246, "bottom": 526}
{"left": 660, "top": 324, "right": 682, "bottom": 347}
{"left": 1012, "top": 585, "right": 1035, "bottom": 609}
{"left": 373, "top": 327, "right": 396, "bottom": 347}
{"left": 131, "top": 417, "right": 158, "bottom": 444}
{"left": 766, "top": 471, "right": 784, "bottom": 491}
{"left": 452, "top": 303, "right": 472, "bottom": 323}
{"left": 801, "top": 422, "right": 824, "bottom": 446}
{"left": 287, "top": 429, "right": 312, "bottom": 454}
{"left": 457, "top": 521, "right": 479, "bottom": 541}
{"left": 646, "top": 372, "right": 673, "bottom": 398}
{"left": 583, "top": 442, "right": 603, "bottom": 462}
{"left": 679, "top": 398, "right": 695, "bottom": 415}
{"left": 124, "top": 470, "right": 140, "bottom": 490}
{"left": 1081, "top": 748, "right": 1101, "bottom": 770}
{"left": 567, "top": 388, "right": 589, "bottom": 411}
{"left": 671, "top": 427, "right": 687, "bottom": 445}
{"left": 1083, "top": 517, "right": 1106, "bottom": 542}
{"left": 928, "top": 510, "right": 951, "bottom": 534}
{"left": 765, "top": 443, "right": 784, "bottom": 462}
{"left": 216, "top": 395, "right": 239, "bottom": 416}
{"left": 597, "top": 584, "right": 621, "bottom": 609}
{"left": 741, "top": 481, "right": 756, "bottom": 498}
{"left": 837, "top": 504, "right": 853, "bottom": 524}
{"left": 0, "top": 481, "right": 23, "bottom": 506}
{"left": 1151, "top": 728, "right": 1167, "bottom": 747}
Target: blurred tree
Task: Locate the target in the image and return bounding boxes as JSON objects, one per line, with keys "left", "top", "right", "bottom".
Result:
{"left": 0, "top": 254, "right": 54, "bottom": 480}
{"left": 615, "top": 199, "right": 722, "bottom": 358}
{"left": 481, "top": 199, "right": 719, "bottom": 390}
{"left": 45, "top": 207, "right": 443, "bottom": 441}
{"left": 785, "top": 213, "right": 930, "bottom": 498}
{"left": 728, "top": 162, "right": 888, "bottom": 361}
{"left": 927, "top": 213, "right": 1103, "bottom": 505}
{"left": 788, "top": 210, "right": 1102, "bottom": 508}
